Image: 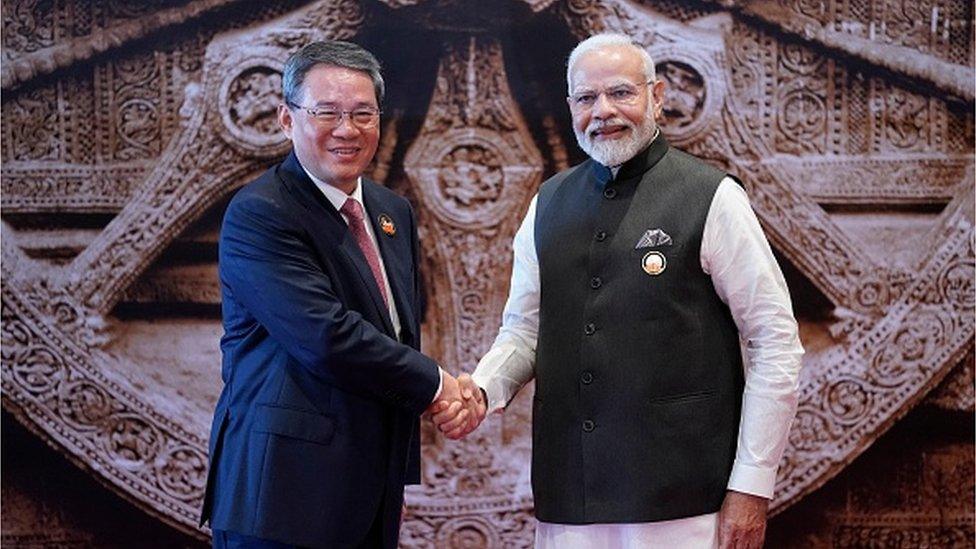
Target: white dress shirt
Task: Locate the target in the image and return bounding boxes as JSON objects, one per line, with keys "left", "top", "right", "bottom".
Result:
{"left": 307, "top": 172, "right": 403, "bottom": 338}
{"left": 304, "top": 168, "right": 444, "bottom": 402}
{"left": 471, "top": 175, "right": 804, "bottom": 547}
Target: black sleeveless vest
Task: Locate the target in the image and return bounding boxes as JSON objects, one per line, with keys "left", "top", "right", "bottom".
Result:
{"left": 532, "top": 135, "right": 744, "bottom": 523}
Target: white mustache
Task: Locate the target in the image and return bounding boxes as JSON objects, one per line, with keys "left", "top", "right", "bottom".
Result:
{"left": 585, "top": 119, "right": 634, "bottom": 136}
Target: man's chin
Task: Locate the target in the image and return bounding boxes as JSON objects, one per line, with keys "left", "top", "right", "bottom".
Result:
{"left": 577, "top": 129, "right": 656, "bottom": 167}
{"left": 582, "top": 142, "right": 639, "bottom": 167}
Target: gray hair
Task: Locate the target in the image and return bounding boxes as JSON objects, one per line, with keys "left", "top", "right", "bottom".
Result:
{"left": 566, "top": 33, "right": 656, "bottom": 93}
{"left": 282, "top": 41, "right": 385, "bottom": 106}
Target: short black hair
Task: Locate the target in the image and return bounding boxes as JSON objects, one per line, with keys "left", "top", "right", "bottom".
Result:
{"left": 282, "top": 41, "right": 385, "bottom": 106}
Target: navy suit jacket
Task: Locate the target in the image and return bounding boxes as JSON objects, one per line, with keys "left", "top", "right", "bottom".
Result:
{"left": 201, "top": 151, "right": 440, "bottom": 548}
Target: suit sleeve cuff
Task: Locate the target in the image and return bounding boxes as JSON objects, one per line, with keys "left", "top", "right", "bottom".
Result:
{"left": 726, "top": 460, "right": 777, "bottom": 499}
{"left": 429, "top": 367, "right": 445, "bottom": 405}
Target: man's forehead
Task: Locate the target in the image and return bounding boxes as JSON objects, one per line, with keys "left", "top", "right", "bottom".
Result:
{"left": 569, "top": 46, "right": 645, "bottom": 88}
{"left": 300, "top": 65, "right": 377, "bottom": 105}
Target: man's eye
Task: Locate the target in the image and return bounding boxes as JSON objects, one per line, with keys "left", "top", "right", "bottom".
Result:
{"left": 352, "top": 111, "right": 377, "bottom": 122}
{"left": 315, "top": 110, "right": 341, "bottom": 120}
{"left": 609, "top": 89, "right": 635, "bottom": 100}
{"left": 575, "top": 94, "right": 596, "bottom": 105}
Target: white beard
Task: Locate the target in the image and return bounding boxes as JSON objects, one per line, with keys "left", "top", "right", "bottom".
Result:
{"left": 574, "top": 112, "right": 657, "bottom": 167}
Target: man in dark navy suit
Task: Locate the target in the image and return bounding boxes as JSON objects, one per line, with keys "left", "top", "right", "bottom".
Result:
{"left": 200, "top": 41, "right": 479, "bottom": 548}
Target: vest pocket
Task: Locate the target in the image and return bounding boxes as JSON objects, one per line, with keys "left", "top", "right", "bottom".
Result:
{"left": 252, "top": 404, "right": 336, "bottom": 445}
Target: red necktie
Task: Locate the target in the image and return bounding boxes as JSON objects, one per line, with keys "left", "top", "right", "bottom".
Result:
{"left": 340, "top": 198, "right": 390, "bottom": 309}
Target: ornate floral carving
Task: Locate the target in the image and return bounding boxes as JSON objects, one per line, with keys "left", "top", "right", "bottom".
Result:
{"left": 833, "top": 525, "right": 972, "bottom": 547}
{"left": 785, "top": 156, "right": 968, "bottom": 203}
{"left": 403, "top": 35, "right": 541, "bottom": 531}
{"left": 437, "top": 517, "right": 500, "bottom": 547}
{"left": 59, "top": 380, "right": 114, "bottom": 430}
{"left": 438, "top": 145, "right": 505, "bottom": 210}
{"left": 4, "top": 85, "right": 61, "bottom": 161}
{"left": 657, "top": 60, "right": 705, "bottom": 128}
{"left": 826, "top": 378, "right": 874, "bottom": 424}
{"left": 649, "top": 42, "right": 728, "bottom": 146}
{"left": 1, "top": 163, "right": 147, "bottom": 213}
{"left": 778, "top": 90, "right": 826, "bottom": 149}
{"left": 219, "top": 63, "right": 284, "bottom": 151}
{"left": 110, "top": 53, "right": 163, "bottom": 160}
{"left": 883, "top": 86, "right": 928, "bottom": 151}
{"left": 937, "top": 258, "right": 975, "bottom": 309}
{"left": 0, "top": 0, "right": 973, "bottom": 545}
{"left": 704, "top": 0, "right": 974, "bottom": 100}
{"left": 104, "top": 414, "right": 162, "bottom": 466}
{"left": 2, "top": 0, "right": 55, "bottom": 54}
{"left": 156, "top": 446, "right": 208, "bottom": 502}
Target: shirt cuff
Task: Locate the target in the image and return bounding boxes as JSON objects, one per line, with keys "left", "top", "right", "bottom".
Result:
{"left": 429, "top": 366, "right": 445, "bottom": 405}
{"left": 469, "top": 372, "right": 507, "bottom": 414}
{"left": 726, "top": 460, "right": 777, "bottom": 499}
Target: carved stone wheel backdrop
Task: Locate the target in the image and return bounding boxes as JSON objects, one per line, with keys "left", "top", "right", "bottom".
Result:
{"left": 1, "top": 0, "right": 973, "bottom": 547}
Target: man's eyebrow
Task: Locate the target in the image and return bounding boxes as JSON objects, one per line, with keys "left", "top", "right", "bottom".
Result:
{"left": 308, "top": 101, "right": 377, "bottom": 109}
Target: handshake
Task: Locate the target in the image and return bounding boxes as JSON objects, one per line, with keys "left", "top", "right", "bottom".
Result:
{"left": 426, "top": 370, "right": 487, "bottom": 439}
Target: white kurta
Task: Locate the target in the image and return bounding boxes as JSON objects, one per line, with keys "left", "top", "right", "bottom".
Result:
{"left": 471, "top": 176, "right": 805, "bottom": 548}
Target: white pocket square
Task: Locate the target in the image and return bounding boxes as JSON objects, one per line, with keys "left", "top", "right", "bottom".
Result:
{"left": 635, "top": 229, "right": 672, "bottom": 248}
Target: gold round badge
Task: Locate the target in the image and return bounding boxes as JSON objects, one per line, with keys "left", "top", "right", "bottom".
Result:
{"left": 378, "top": 214, "right": 396, "bottom": 236}
{"left": 641, "top": 251, "right": 667, "bottom": 276}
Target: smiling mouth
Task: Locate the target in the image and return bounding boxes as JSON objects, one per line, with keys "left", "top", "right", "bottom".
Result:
{"left": 328, "top": 147, "right": 361, "bottom": 157}
{"left": 590, "top": 125, "right": 630, "bottom": 139}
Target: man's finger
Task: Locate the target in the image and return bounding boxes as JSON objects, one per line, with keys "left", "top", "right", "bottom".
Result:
{"left": 446, "top": 419, "right": 474, "bottom": 439}
{"left": 428, "top": 400, "right": 449, "bottom": 414}
{"left": 431, "top": 401, "right": 463, "bottom": 425}
{"left": 458, "top": 373, "right": 476, "bottom": 400}
{"left": 438, "top": 409, "right": 469, "bottom": 433}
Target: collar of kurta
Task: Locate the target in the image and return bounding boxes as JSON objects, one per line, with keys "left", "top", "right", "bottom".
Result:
{"left": 611, "top": 130, "right": 670, "bottom": 184}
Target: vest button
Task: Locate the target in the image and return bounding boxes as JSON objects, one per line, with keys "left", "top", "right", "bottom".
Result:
{"left": 581, "top": 371, "right": 593, "bottom": 384}
{"left": 584, "top": 323, "right": 596, "bottom": 335}
{"left": 582, "top": 419, "right": 595, "bottom": 432}
{"left": 590, "top": 277, "right": 602, "bottom": 289}
{"left": 595, "top": 231, "right": 607, "bottom": 242}
{"left": 603, "top": 188, "right": 617, "bottom": 199}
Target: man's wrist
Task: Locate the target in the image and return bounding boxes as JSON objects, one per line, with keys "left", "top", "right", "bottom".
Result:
{"left": 430, "top": 366, "right": 446, "bottom": 405}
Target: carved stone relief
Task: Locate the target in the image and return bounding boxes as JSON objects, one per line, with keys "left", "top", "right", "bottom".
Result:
{"left": 1, "top": 0, "right": 973, "bottom": 547}
{"left": 402, "top": 36, "right": 542, "bottom": 542}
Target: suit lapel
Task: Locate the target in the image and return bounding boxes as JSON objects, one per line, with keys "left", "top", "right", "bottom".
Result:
{"left": 362, "top": 181, "right": 416, "bottom": 341}
{"left": 277, "top": 154, "right": 396, "bottom": 337}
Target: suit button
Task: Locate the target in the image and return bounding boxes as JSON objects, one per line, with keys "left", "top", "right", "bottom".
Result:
{"left": 595, "top": 230, "right": 607, "bottom": 242}
{"left": 584, "top": 323, "right": 596, "bottom": 335}
{"left": 603, "top": 188, "right": 617, "bottom": 199}
{"left": 582, "top": 419, "right": 595, "bottom": 432}
{"left": 581, "top": 372, "right": 593, "bottom": 384}
{"left": 590, "top": 277, "right": 602, "bottom": 289}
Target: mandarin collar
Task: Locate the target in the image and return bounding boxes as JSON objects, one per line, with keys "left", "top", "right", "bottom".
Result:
{"left": 605, "top": 130, "right": 669, "bottom": 183}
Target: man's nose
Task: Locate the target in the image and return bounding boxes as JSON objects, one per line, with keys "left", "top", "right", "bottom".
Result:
{"left": 331, "top": 115, "right": 360, "bottom": 137}
{"left": 592, "top": 93, "right": 616, "bottom": 119}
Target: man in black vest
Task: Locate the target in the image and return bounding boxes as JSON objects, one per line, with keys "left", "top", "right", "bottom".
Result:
{"left": 436, "top": 33, "right": 804, "bottom": 548}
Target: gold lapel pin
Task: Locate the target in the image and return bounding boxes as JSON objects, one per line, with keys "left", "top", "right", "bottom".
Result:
{"left": 642, "top": 251, "right": 666, "bottom": 276}
{"left": 378, "top": 214, "right": 396, "bottom": 237}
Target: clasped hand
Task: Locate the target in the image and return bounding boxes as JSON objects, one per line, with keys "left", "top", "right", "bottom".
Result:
{"left": 426, "top": 371, "right": 486, "bottom": 439}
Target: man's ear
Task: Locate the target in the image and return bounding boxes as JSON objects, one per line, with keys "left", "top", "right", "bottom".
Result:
{"left": 278, "top": 104, "right": 294, "bottom": 139}
{"left": 651, "top": 79, "right": 666, "bottom": 121}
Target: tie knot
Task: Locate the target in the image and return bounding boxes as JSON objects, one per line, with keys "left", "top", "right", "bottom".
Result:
{"left": 341, "top": 198, "right": 365, "bottom": 221}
